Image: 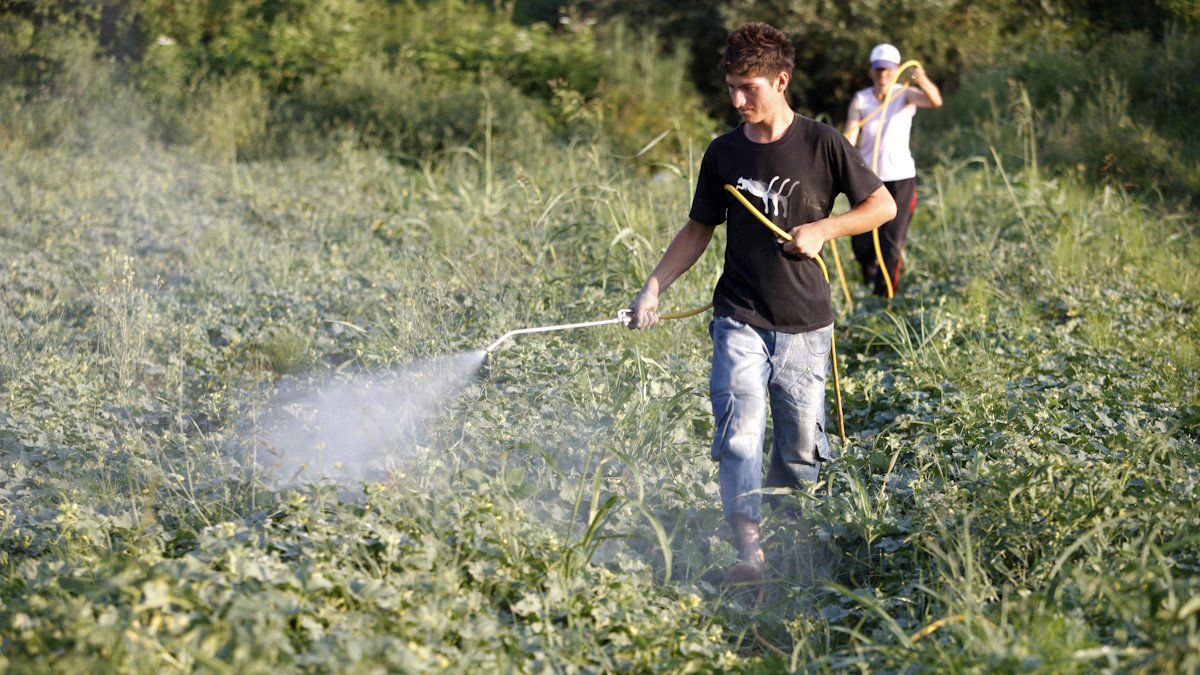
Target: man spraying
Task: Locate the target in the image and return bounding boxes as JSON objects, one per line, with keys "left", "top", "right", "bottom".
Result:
{"left": 627, "top": 23, "right": 895, "bottom": 582}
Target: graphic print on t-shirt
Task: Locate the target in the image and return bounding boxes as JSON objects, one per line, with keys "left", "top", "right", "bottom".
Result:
{"left": 734, "top": 175, "right": 800, "bottom": 219}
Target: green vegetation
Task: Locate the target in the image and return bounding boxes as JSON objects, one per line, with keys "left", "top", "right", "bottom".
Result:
{"left": 921, "top": 25, "right": 1200, "bottom": 205}
{"left": 0, "top": 0, "right": 714, "bottom": 168}
{"left": 2, "top": 1, "right": 1198, "bottom": 672}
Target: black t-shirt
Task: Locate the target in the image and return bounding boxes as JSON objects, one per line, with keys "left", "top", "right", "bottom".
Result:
{"left": 689, "top": 114, "right": 883, "bottom": 333}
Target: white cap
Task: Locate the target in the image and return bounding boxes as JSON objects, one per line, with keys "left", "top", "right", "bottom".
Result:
{"left": 869, "top": 43, "right": 901, "bottom": 69}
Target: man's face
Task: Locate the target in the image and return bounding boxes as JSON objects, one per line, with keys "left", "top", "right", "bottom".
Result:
{"left": 726, "top": 72, "right": 785, "bottom": 124}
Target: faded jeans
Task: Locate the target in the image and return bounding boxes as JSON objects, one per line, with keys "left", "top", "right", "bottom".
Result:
{"left": 709, "top": 316, "right": 832, "bottom": 523}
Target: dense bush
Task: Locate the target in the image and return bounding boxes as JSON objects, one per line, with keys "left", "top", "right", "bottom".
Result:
{"left": 287, "top": 60, "right": 548, "bottom": 162}
{"left": 921, "top": 25, "right": 1200, "bottom": 204}
{"left": 580, "top": 0, "right": 1194, "bottom": 122}
{"left": 1, "top": 0, "right": 717, "bottom": 165}
{"left": 2, "top": 1, "right": 1198, "bottom": 197}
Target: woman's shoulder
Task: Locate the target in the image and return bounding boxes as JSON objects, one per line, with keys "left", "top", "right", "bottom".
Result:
{"left": 851, "top": 87, "right": 876, "bottom": 110}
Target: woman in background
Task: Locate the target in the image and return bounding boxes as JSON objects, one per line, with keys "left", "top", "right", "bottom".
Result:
{"left": 844, "top": 43, "right": 942, "bottom": 297}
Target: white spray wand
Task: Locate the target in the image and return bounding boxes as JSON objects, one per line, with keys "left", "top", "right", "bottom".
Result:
{"left": 485, "top": 309, "right": 632, "bottom": 354}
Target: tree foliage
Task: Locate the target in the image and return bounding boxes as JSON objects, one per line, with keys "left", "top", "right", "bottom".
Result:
{"left": 1, "top": 0, "right": 1197, "bottom": 191}
{"left": 576, "top": 0, "right": 1194, "bottom": 122}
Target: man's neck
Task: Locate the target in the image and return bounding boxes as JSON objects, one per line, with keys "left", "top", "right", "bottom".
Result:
{"left": 743, "top": 106, "right": 795, "bottom": 144}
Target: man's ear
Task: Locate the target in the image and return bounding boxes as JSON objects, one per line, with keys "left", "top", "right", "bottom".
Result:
{"left": 776, "top": 71, "right": 790, "bottom": 92}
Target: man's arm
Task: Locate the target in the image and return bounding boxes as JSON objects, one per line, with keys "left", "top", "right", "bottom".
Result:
{"left": 628, "top": 219, "right": 715, "bottom": 329}
{"left": 782, "top": 186, "right": 896, "bottom": 258}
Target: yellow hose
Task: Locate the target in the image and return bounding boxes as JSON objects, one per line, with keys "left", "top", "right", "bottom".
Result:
{"left": 843, "top": 84, "right": 910, "bottom": 140}
{"left": 827, "top": 236, "right": 854, "bottom": 311}
{"left": 660, "top": 303, "right": 712, "bottom": 321}
{"left": 910, "top": 614, "right": 964, "bottom": 642}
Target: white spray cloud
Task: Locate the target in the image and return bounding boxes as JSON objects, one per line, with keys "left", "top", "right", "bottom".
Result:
{"left": 256, "top": 350, "right": 486, "bottom": 487}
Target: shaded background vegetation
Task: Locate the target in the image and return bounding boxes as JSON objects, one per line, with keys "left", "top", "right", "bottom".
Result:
{"left": 2, "top": 0, "right": 1199, "bottom": 201}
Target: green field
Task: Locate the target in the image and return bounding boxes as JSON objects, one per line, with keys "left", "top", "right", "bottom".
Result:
{"left": 2, "top": 117, "right": 1197, "bottom": 671}
{"left": 1, "top": 3, "right": 1199, "bottom": 670}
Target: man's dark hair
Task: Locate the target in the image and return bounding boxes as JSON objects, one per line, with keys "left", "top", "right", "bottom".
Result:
{"left": 718, "top": 22, "right": 795, "bottom": 79}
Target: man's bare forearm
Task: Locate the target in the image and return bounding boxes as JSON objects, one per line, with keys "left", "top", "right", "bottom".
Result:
{"left": 639, "top": 219, "right": 715, "bottom": 297}
{"left": 784, "top": 186, "right": 896, "bottom": 257}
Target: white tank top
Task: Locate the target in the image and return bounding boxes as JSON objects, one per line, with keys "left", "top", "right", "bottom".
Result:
{"left": 854, "top": 86, "right": 916, "bottom": 182}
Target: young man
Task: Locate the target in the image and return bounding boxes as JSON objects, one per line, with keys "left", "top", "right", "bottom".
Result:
{"left": 627, "top": 22, "right": 895, "bottom": 583}
{"left": 844, "top": 42, "right": 943, "bottom": 296}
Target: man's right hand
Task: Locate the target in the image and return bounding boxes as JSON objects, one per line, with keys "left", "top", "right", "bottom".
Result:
{"left": 627, "top": 289, "right": 660, "bottom": 330}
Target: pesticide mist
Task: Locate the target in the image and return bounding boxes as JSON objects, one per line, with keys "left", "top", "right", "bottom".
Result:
{"left": 255, "top": 350, "right": 487, "bottom": 488}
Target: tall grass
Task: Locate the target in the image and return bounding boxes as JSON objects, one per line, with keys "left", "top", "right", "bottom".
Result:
{"left": 809, "top": 145, "right": 1199, "bottom": 670}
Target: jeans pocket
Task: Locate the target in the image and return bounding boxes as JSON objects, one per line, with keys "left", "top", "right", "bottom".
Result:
{"left": 803, "top": 324, "right": 834, "bottom": 358}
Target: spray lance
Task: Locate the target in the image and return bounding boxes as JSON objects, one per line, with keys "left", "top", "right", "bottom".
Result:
{"left": 482, "top": 184, "right": 848, "bottom": 446}
{"left": 485, "top": 303, "right": 713, "bottom": 354}
{"left": 484, "top": 310, "right": 633, "bottom": 354}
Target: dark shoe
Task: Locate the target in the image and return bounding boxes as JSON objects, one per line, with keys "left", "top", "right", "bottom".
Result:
{"left": 726, "top": 554, "right": 765, "bottom": 585}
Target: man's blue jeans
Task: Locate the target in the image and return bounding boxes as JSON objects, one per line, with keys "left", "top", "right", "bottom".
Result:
{"left": 709, "top": 316, "right": 833, "bottom": 523}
